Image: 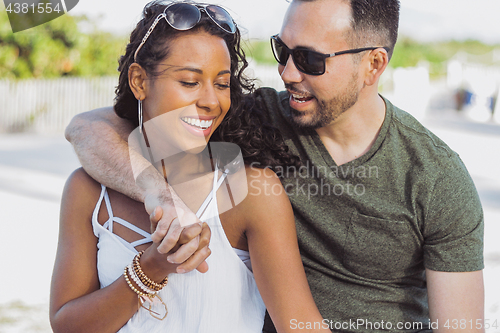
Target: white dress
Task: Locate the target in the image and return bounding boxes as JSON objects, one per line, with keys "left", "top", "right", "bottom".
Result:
{"left": 91, "top": 167, "right": 266, "bottom": 332}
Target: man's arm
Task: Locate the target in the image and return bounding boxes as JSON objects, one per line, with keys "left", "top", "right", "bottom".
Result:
{"left": 427, "top": 269, "right": 485, "bottom": 332}
{"left": 65, "top": 108, "right": 207, "bottom": 269}
{"left": 65, "top": 107, "right": 145, "bottom": 201}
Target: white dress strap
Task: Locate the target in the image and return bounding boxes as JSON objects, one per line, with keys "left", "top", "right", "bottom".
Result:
{"left": 92, "top": 185, "right": 107, "bottom": 224}
{"left": 92, "top": 185, "right": 114, "bottom": 229}
{"left": 112, "top": 217, "right": 152, "bottom": 238}
{"left": 112, "top": 216, "right": 153, "bottom": 247}
{"left": 94, "top": 186, "right": 152, "bottom": 250}
{"left": 196, "top": 166, "right": 228, "bottom": 219}
{"left": 102, "top": 189, "right": 115, "bottom": 231}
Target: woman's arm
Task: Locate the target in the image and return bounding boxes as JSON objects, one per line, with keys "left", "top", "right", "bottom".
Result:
{"left": 241, "top": 167, "right": 330, "bottom": 333}
{"left": 49, "top": 168, "right": 187, "bottom": 333}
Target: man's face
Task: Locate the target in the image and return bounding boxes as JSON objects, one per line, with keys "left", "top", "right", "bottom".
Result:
{"left": 278, "top": 0, "right": 363, "bottom": 129}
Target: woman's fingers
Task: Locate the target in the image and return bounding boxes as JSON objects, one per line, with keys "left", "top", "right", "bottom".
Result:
{"left": 175, "top": 222, "right": 212, "bottom": 273}
{"left": 164, "top": 222, "right": 204, "bottom": 260}
{"left": 195, "top": 261, "right": 209, "bottom": 273}
{"left": 164, "top": 222, "right": 211, "bottom": 273}
{"left": 149, "top": 204, "right": 202, "bottom": 243}
{"left": 177, "top": 222, "right": 203, "bottom": 244}
{"left": 198, "top": 222, "right": 211, "bottom": 251}
{"left": 167, "top": 235, "right": 201, "bottom": 265}
{"left": 176, "top": 244, "right": 211, "bottom": 274}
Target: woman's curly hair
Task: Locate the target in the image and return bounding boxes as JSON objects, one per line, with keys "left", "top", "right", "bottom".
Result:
{"left": 114, "top": 0, "right": 299, "bottom": 171}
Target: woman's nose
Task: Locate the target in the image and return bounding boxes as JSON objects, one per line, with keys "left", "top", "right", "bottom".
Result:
{"left": 197, "top": 85, "right": 219, "bottom": 112}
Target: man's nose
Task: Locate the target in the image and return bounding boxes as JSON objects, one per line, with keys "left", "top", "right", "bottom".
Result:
{"left": 278, "top": 55, "right": 304, "bottom": 84}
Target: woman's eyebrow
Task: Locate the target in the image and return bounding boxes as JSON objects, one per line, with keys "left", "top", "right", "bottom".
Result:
{"left": 174, "top": 67, "right": 203, "bottom": 74}
{"left": 173, "top": 68, "right": 231, "bottom": 76}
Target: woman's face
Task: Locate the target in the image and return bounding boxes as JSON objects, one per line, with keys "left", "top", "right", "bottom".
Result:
{"left": 141, "top": 30, "right": 232, "bottom": 155}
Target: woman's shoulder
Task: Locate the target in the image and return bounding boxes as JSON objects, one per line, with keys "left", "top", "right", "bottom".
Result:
{"left": 64, "top": 167, "right": 101, "bottom": 196}
{"left": 227, "top": 165, "right": 294, "bottom": 244}
{"left": 244, "top": 164, "right": 283, "bottom": 195}
{"left": 238, "top": 165, "right": 291, "bottom": 218}
{"left": 219, "top": 164, "right": 293, "bottom": 248}
{"left": 61, "top": 168, "right": 103, "bottom": 218}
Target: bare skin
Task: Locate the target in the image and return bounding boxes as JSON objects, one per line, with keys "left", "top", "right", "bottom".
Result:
{"left": 64, "top": 0, "right": 485, "bottom": 331}
{"left": 54, "top": 30, "right": 328, "bottom": 333}
{"left": 51, "top": 163, "right": 328, "bottom": 333}
{"left": 50, "top": 169, "right": 212, "bottom": 333}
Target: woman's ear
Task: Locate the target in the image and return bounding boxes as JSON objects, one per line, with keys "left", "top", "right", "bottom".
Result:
{"left": 363, "top": 48, "right": 389, "bottom": 86}
{"left": 129, "top": 63, "right": 148, "bottom": 101}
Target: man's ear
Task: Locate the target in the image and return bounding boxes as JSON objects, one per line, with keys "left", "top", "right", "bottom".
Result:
{"left": 363, "top": 48, "right": 389, "bottom": 86}
{"left": 129, "top": 63, "right": 148, "bottom": 101}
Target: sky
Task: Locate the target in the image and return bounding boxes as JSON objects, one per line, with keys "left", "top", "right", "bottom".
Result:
{"left": 68, "top": 0, "right": 500, "bottom": 44}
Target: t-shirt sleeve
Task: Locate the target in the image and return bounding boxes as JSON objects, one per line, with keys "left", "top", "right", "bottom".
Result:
{"left": 422, "top": 152, "right": 484, "bottom": 272}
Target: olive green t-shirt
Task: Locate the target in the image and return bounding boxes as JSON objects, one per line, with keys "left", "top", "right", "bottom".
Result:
{"left": 255, "top": 88, "right": 484, "bottom": 333}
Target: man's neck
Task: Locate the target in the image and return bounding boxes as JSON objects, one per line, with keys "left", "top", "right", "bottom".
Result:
{"left": 315, "top": 93, "right": 386, "bottom": 166}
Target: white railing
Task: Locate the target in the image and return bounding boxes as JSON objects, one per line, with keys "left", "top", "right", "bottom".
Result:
{"left": 0, "top": 76, "right": 118, "bottom": 133}
{"left": 0, "top": 65, "right": 285, "bottom": 133}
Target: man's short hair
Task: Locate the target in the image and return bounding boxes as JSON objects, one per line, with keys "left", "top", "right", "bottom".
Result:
{"left": 295, "top": 0, "right": 400, "bottom": 60}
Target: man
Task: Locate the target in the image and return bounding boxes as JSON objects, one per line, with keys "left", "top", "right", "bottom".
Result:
{"left": 66, "top": 0, "right": 484, "bottom": 332}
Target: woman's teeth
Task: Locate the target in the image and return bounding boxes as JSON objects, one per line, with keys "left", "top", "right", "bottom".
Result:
{"left": 181, "top": 117, "right": 213, "bottom": 130}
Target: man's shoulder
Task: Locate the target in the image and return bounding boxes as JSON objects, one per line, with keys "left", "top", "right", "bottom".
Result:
{"left": 381, "top": 97, "right": 479, "bottom": 191}
{"left": 385, "top": 97, "right": 457, "bottom": 162}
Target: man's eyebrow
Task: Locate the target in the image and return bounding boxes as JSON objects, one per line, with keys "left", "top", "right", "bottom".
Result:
{"left": 295, "top": 44, "right": 323, "bottom": 52}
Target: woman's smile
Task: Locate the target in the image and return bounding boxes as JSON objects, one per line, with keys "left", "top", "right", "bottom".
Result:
{"left": 140, "top": 31, "right": 232, "bottom": 153}
{"left": 180, "top": 115, "right": 216, "bottom": 137}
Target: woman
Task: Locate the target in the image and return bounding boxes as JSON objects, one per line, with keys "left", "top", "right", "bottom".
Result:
{"left": 50, "top": 1, "right": 329, "bottom": 332}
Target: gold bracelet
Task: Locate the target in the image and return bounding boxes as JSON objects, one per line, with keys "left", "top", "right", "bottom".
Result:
{"left": 123, "top": 266, "right": 155, "bottom": 297}
{"left": 133, "top": 251, "right": 168, "bottom": 291}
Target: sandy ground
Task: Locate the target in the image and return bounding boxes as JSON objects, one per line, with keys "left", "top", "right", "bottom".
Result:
{"left": 0, "top": 110, "right": 499, "bottom": 332}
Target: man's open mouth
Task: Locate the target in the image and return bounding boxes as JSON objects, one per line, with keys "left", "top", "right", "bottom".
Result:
{"left": 291, "top": 93, "right": 314, "bottom": 104}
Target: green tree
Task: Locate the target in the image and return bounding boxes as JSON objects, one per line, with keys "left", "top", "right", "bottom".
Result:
{"left": 0, "top": 5, "right": 126, "bottom": 79}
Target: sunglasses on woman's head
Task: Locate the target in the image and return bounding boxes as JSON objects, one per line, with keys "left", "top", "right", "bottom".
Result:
{"left": 270, "top": 35, "right": 390, "bottom": 76}
{"left": 134, "top": 2, "right": 236, "bottom": 62}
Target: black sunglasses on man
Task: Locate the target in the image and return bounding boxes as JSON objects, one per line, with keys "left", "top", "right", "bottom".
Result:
{"left": 271, "top": 34, "right": 390, "bottom": 76}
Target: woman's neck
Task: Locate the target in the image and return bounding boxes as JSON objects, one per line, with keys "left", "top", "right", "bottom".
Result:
{"left": 159, "top": 149, "right": 214, "bottom": 185}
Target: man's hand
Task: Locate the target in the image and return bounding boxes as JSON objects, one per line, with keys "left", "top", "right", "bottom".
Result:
{"left": 149, "top": 205, "right": 211, "bottom": 274}
{"left": 66, "top": 107, "right": 211, "bottom": 273}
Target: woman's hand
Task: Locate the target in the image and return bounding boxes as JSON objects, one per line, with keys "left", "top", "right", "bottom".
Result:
{"left": 139, "top": 206, "right": 211, "bottom": 281}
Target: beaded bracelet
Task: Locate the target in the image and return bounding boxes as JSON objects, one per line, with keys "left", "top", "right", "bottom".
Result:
{"left": 123, "top": 266, "right": 151, "bottom": 298}
{"left": 127, "top": 264, "right": 157, "bottom": 295}
{"left": 124, "top": 266, "right": 167, "bottom": 321}
{"left": 133, "top": 251, "right": 168, "bottom": 291}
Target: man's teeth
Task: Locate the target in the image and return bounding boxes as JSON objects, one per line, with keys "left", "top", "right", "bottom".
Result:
{"left": 181, "top": 117, "right": 213, "bottom": 129}
{"left": 292, "top": 94, "right": 311, "bottom": 103}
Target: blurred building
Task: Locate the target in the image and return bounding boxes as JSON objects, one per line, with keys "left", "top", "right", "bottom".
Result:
{"left": 447, "top": 49, "right": 500, "bottom": 123}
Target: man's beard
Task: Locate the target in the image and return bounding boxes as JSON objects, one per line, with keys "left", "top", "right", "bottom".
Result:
{"left": 288, "top": 73, "right": 359, "bottom": 129}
